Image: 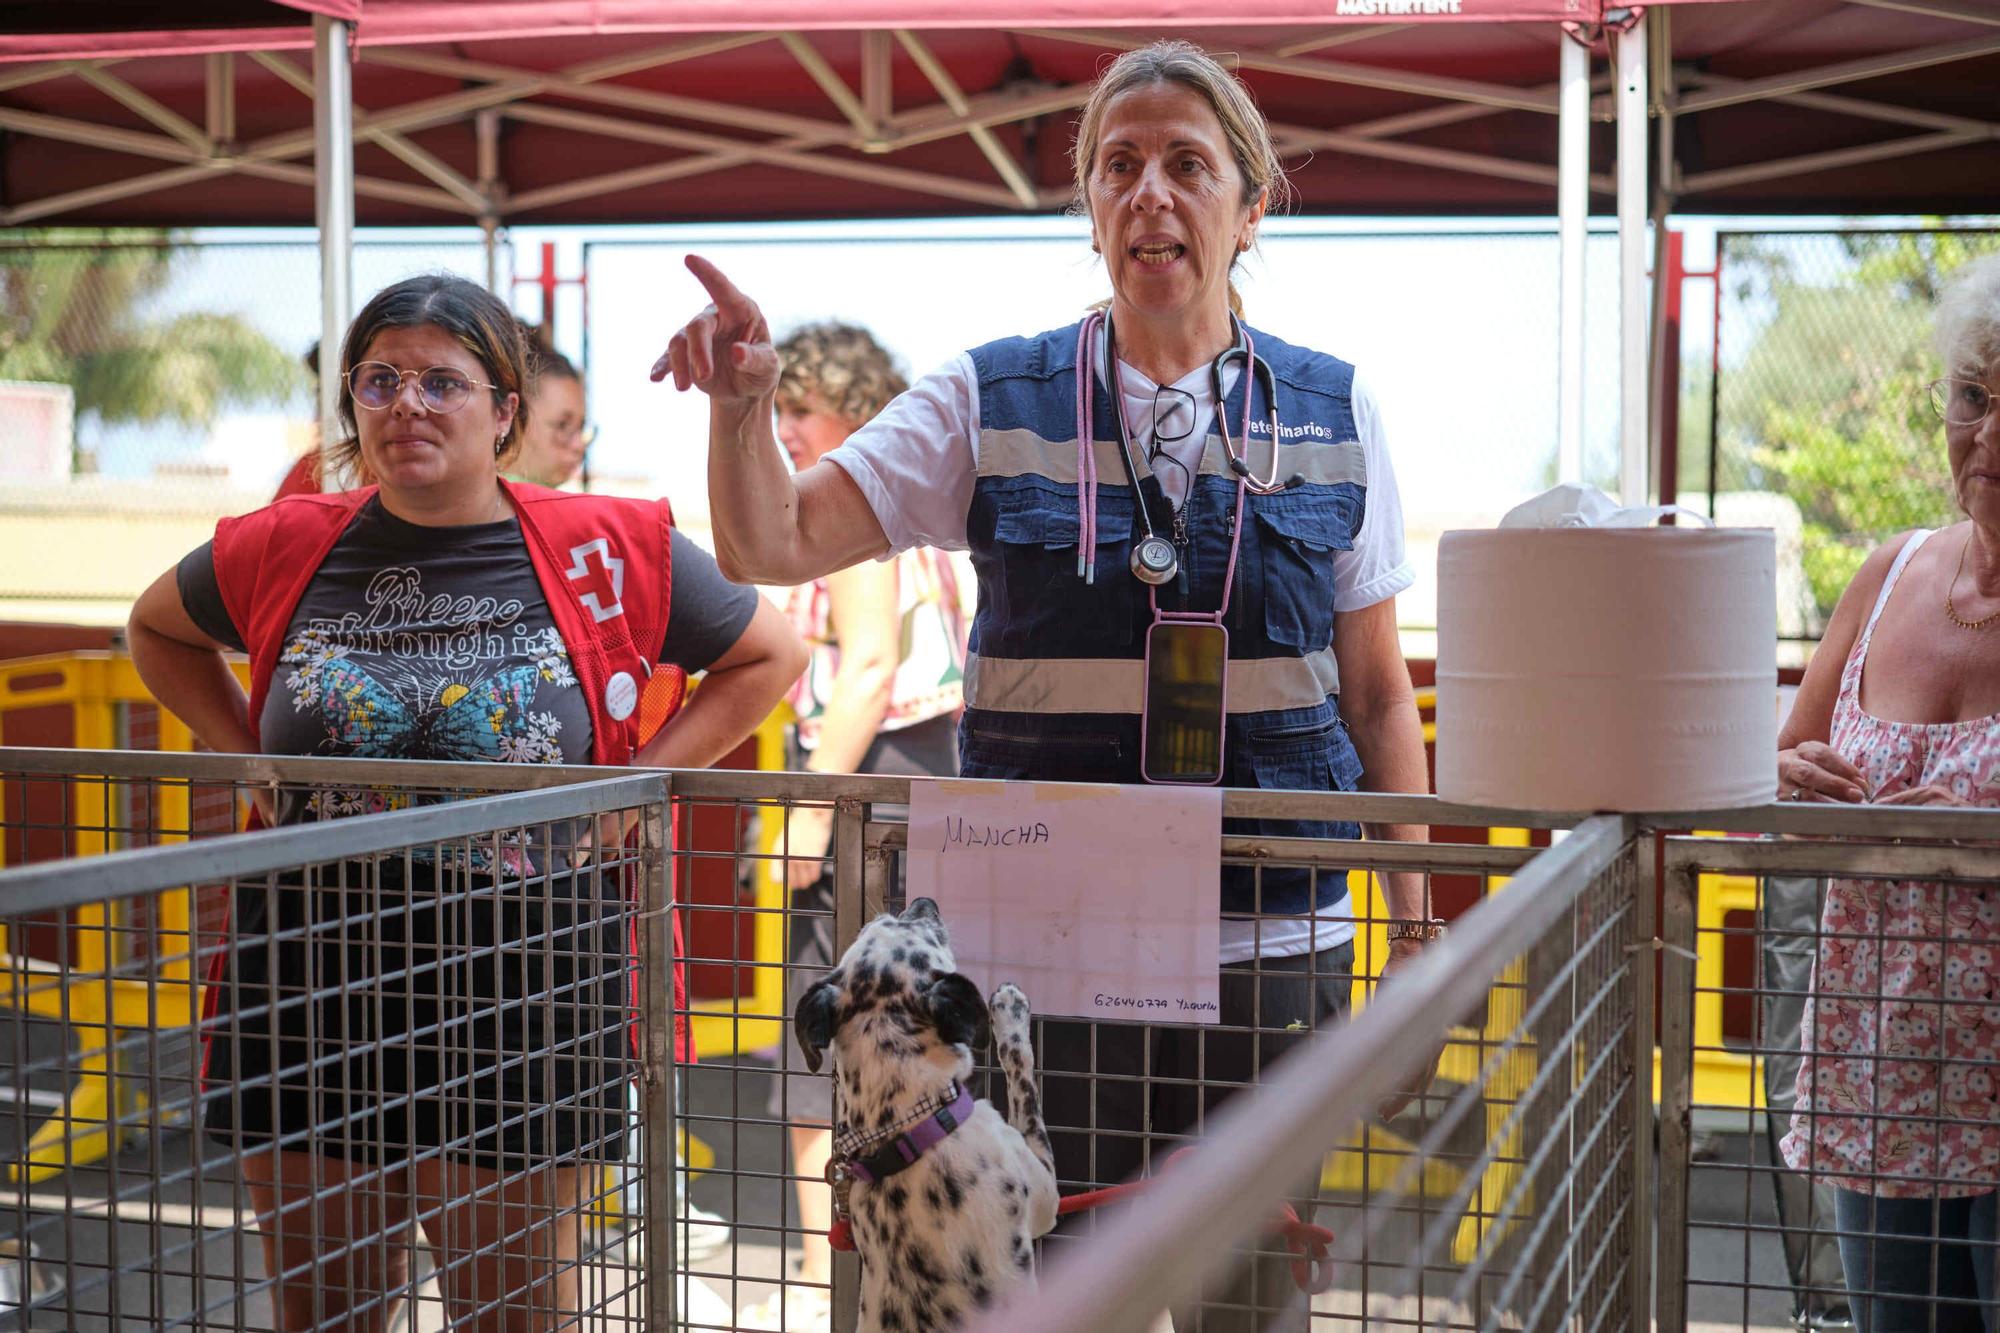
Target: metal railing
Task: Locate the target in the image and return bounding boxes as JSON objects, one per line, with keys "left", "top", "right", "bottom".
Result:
{"left": 1655, "top": 808, "right": 2000, "bottom": 1333}
{"left": 10, "top": 746, "right": 2000, "bottom": 1331}
{"left": 975, "top": 814, "right": 1648, "bottom": 1332}
{"left": 0, "top": 749, "right": 674, "bottom": 1331}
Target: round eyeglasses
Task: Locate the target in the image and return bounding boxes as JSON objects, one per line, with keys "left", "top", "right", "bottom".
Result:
{"left": 546, "top": 417, "right": 598, "bottom": 447}
{"left": 1928, "top": 377, "right": 1997, "bottom": 426}
{"left": 348, "top": 361, "right": 499, "bottom": 414}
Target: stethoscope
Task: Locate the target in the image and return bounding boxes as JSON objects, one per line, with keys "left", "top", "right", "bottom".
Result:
{"left": 1211, "top": 343, "right": 1295, "bottom": 498}
{"left": 1073, "top": 309, "right": 1300, "bottom": 587}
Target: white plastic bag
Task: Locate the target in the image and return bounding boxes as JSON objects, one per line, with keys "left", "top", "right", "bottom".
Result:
{"left": 1498, "top": 482, "right": 1712, "bottom": 530}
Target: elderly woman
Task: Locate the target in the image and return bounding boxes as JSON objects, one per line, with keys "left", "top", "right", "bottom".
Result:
{"left": 657, "top": 40, "right": 1429, "bottom": 1330}
{"left": 1781, "top": 251, "right": 2000, "bottom": 1331}
{"left": 127, "top": 274, "right": 803, "bottom": 1331}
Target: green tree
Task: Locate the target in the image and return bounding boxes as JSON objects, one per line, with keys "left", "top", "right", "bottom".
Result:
{"left": 1713, "top": 227, "right": 1999, "bottom": 628}
{"left": 0, "top": 229, "right": 304, "bottom": 471}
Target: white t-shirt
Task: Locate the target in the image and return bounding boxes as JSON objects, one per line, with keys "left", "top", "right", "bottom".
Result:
{"left": 825, "top": 338, "right": 1415, "bottom": 963}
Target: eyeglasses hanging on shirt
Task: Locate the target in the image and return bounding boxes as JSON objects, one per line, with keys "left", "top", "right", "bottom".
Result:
{"left": 1075, "top": 310, "right": 1262, "bottom": 786}
{"left": 1141, "top": 383, "right": 1199, "bottom": 519}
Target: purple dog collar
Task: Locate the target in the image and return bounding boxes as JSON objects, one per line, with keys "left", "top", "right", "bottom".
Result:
{"left": 844, "top": 1084, "right": 976, "bottom": 1185}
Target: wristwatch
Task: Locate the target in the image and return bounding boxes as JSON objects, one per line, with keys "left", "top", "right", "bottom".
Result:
{"left": 1385, "top": 917, "right": 1447, "bottom": 943}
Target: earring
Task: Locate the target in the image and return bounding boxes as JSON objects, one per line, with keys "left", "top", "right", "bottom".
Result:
{"left": 494, "top": 436, "right": 506, "bottom": 458}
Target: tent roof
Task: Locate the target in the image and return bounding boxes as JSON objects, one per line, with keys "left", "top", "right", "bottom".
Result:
{"left": 0, "top": 2, "right": 1591, "bottom": 61}
{"left": 1, "top": 0, "right": 1995, "bottom": 226}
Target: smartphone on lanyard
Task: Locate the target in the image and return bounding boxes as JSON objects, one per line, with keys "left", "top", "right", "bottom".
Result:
{"left": 1142, "top": 618, "right": 1229, "bottom": 784}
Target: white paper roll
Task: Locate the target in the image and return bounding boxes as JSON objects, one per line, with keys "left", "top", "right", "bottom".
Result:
{"left": 1435, "top": 527, "right": 1777, "bottom": 811}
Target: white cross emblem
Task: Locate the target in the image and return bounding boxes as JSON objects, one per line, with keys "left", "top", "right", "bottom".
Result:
{"left": 565, "top": 538, "right": 626, "bottom": 623}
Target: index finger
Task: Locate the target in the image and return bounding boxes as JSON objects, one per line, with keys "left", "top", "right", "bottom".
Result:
{"left": 685, "top": 253, "right": 752, "bottom": 316}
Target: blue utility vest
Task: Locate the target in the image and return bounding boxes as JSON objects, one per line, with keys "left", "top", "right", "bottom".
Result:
{"left": 958, "top": 319, "right": 1369, "bottom": 918}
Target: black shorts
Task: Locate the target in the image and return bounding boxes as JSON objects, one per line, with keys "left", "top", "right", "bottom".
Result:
{"left": 201, "top": 857, "right": 633, "bottom": 1170}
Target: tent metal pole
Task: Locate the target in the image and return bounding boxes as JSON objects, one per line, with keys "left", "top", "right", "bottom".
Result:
{"left": 1557, "top": 28, "right": 1589, "bottom": 486}
{"left": 1649, "top": 6, "right": 1677, "bottom": 510}
{"left": 1615, "top": 17, "right": 1650, "bottom": 507}
{"left": 477, "top": 107, "right": 503, "bottom": 293}
{"left": 314, "top": 14, "right": 354, "bottom": 463}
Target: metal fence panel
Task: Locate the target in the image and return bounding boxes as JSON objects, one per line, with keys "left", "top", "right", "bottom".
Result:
{"left": 1657, "top": 831, "right": 2000, "bottom": 1333}
{"left": 662, "top": 766, "right": 1599, "bottom": 1332}
{"left": 18, "top": 749, "right": 1999, "bottom": 1332}
{"left": 0, "top": 751, "right": 666, "bottom": 1331}
{"left": 967, "top": 815, "right": 1643, "bottom": 1332}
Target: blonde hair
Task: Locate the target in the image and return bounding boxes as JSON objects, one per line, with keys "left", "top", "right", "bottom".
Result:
{"left": 774, "top": 322, "right": 909, "bottom": 425}
{"left": 1935, "top": 252, "right": 2000, "bottom": 377}
{"left": 1070, "top": 41, "right": 1289, "bottom": 316}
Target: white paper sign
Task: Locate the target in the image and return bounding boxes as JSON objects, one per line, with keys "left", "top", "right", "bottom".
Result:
{"left": 907, "top": 779, "right": 1222, "bottom": 1024}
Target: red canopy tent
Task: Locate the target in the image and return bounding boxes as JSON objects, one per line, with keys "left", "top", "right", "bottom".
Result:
{"left": 6, "top": 2, "right": 1995, "bottom": 223}
{"left": 2, "top": 0, "right": 1995, "bottom": 495}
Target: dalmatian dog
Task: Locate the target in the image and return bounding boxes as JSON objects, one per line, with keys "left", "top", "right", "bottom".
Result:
{"left": 795, "top": 897, "right": 1059, "bottom": 1332}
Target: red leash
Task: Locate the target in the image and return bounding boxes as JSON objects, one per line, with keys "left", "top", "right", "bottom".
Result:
{"left": 825, "top": 1150, "right": 1336, "bottom": 1295}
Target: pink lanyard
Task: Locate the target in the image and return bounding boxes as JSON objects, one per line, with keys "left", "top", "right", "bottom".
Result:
{"left": 1073, "top": 308, "right": 1250, "bottom": 620}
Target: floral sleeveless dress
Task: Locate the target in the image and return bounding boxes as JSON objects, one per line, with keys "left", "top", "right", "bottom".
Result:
{"left": 1781, "top": 528, "right": 2000, "bottom": 1198}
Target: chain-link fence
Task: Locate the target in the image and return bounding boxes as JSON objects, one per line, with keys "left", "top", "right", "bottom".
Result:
{"left": 0, "top": 232, "right": 507, "bottom": 621}
{"left": 1695, "top": 227, "right": 2000, "bottom": 642}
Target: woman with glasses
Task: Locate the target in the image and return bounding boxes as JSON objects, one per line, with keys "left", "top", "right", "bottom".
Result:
{"left": 1780, "top": 251, "right": 2000, "bottom": 1331}
{"left": 125, "top": 273, "right": 805, "bottom": 1331}
{"left": 656, "top": 40, "right": 1429, "bottom": 1331}
{"left": 510, "top": 329, "right": 597, "bottom": 489}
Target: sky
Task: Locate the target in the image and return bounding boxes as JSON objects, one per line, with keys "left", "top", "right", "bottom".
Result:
{"left": 578, "top": 216, "right": 1632, "bottom": 530}
{"left": 86, "top": 215, "right": 1652, "bottom": 528}
{"left": 85, "top": 214, "right": 1985, "bottom": 533}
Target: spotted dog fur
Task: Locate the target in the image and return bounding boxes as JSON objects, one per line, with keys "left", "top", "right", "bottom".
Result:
{"left": 795, "top": 898, "right": 1058, "bottom": 1332}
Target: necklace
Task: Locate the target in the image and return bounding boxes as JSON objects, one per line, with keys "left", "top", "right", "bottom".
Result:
{"left": 1944, "top": 529, "right": 2000, "bottom": 629}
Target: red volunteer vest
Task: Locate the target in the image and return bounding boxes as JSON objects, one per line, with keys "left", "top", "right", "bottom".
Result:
{"left": 208, "top": 479, "right": 693, "bottom": 1061}
{"left": 212, "top": 479, "right": 674, "bottom": 765}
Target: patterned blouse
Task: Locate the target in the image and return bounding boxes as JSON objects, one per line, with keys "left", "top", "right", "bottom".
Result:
{"left": 784, "top": 546, "right": 967, "bottom": 752}
{"left": 1782, "top": 528, "right": 2000, "bottom": 1197}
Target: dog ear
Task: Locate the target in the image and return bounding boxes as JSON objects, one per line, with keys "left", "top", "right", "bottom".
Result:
{"left": 923, "top": 972, "right": 990, "bottom": 1053}
{"left": 795, "top": 978, "right": 840, "bottom": 1075}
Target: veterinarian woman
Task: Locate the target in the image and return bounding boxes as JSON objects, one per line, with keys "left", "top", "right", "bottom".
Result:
{"left": 657, "top": 39, "right": 1430, "bottom": 1331}
{"left": 128, "top": 273, "right": 804, "bottom": 1332}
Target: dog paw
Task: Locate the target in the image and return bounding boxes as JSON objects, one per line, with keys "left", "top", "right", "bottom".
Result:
{"left": 989, "top": 982, "right": 1031, "bottom": 1022}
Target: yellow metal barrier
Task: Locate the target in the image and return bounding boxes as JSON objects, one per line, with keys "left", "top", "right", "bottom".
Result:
{"left": 0, "top": 650, "right": 249, "bottom": 1182}
{"left": 687, "top": 702, "right": 794, "bottom": 1065}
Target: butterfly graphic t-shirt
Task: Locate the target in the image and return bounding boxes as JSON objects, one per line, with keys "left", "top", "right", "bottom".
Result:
{"left": 253, "top": 503, "right": 594, "bottom": 769}
{"left": 196, "top": 502, "right": 597, "bottom": 865}
{"left": 178, "top": 497, "right": 755, "bottom": 870}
